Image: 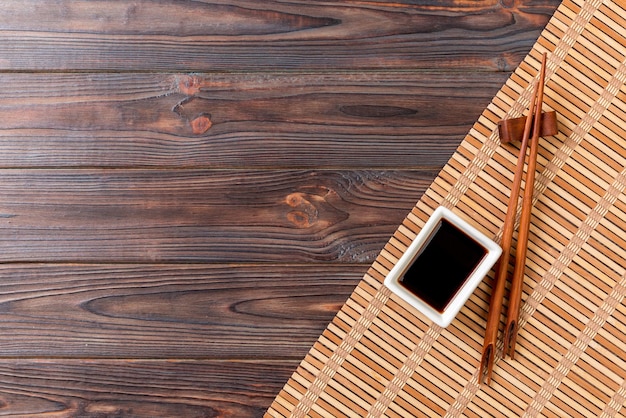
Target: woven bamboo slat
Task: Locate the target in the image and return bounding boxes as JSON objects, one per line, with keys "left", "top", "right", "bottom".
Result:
{"left": 267, "top": 0, "right": 626, "bottom": 416}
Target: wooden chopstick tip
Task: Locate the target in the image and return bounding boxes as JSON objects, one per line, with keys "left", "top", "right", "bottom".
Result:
{"left": 504, "top": 320, "right": 518, "bottom": 359}
{"left": 479, "top": 343, "right": 494, "bottom": 385}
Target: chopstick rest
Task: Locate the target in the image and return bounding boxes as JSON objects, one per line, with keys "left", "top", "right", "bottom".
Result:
{"left": 498, "top": 111, "right": 557, "bottom": 144}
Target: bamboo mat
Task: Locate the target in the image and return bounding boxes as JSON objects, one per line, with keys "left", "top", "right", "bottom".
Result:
{"left": 267, "top": 0, "right": 626, "bottom": 416}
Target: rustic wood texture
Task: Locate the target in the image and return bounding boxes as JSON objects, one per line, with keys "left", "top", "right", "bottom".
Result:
{"left": 0, "top": 0, "right": 561, "bottom": 416}
{"left": 0, "top": 359, "right": 295, "bottom": 417}
{"left": 1, "top": 0, "right": 559, "bottom": 72}
{"left": 0, "top": 170, "right": 432, "bottom": 262}
{"left": 0, "top": 73, "right": 508, "bottom": 168}
{"left": 0, "top": 264, "right": 361, "bottom": 358}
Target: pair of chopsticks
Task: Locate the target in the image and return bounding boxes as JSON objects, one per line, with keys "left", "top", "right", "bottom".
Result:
{"left": 479, "top": 53, "right": 548, "bottom": 385}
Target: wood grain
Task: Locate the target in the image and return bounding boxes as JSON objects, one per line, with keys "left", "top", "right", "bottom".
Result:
{"left": 0, "top": 0, "right": 561, "bottom": 71}
{"left": 0, "top": 72, "right": 506, "bottom": 168}
{"left": 0, "top": 359, "right": 296, "bottom": 417}
{"left": 0, "top": 169, "right": 434, "bottom": 262}
{"left": 0, "top": 0, "right": 564, "bottom": 415}
{"left": 0, "top": 264, "right": 362, "bottom": 358}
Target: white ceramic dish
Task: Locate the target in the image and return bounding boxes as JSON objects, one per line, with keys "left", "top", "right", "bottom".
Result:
{"left": 384, "top": 206, "right": 502, "bottom": 327}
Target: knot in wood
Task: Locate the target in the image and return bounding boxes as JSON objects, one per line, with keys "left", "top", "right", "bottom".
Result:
{"left": 285, "top": 192, "right": 319, "bottom": 228}
{"left": 191, "top": 115, "right": 212, "bottom": 135}
{"left": 177, "top": 75, "right": 202, "bottom": 96}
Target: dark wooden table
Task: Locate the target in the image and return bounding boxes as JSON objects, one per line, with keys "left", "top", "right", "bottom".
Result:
{"left": 0, "top": 1, "right": 560, "bottom": 416}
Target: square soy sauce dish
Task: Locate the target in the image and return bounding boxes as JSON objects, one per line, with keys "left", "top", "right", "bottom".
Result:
{"left": 384, "top": 206, "right": 502, "bottom": 328}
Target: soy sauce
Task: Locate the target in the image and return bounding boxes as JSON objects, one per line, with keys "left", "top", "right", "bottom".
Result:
{"left": 399, "top": 219, "right": 487, "bottom": 313}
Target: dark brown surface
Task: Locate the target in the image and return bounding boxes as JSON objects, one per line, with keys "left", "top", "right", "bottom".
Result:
{"left": 498, "top": 110, "right": 558, "bottom": 143}
{"left": 0, "top": 1, "right": 560, "bottom": 416}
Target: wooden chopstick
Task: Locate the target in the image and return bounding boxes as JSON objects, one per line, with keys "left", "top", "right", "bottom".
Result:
{"left": 504, "top": 53, "right": 548, "bottom": 358}
{"left": 479, "top": 53, "right": 545, "bottom": 385}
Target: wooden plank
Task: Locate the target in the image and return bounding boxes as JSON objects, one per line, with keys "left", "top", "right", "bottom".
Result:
{"left": 0, "top": 0, "right": 561, "bottom": 71}
{"left": 0, "top": 169, "right": 433, "bottom": 263}
{"left": 0, "top": 72, "right": 508, "bottom": 169}
{"left": 0, "top": 264, "right": 362, "bottom": 358}
{"left": 0, "top": 358, "right": 295, "bottom": 417}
